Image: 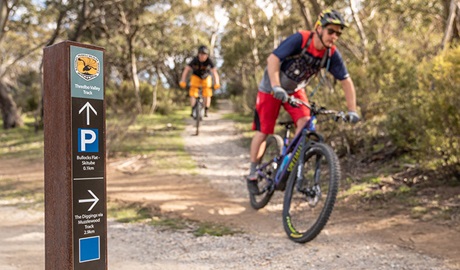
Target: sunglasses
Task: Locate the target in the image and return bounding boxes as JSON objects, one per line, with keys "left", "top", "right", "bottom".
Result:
{"left": 325, "top": 28, "right": 342, "bottom": 37}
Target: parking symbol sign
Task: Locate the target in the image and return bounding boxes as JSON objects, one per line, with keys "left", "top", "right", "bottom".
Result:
{"left": 78, "top": 128, "right": 99, "bottom": 152}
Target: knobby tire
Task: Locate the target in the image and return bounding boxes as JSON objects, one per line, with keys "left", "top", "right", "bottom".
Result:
{"left": 249, "top": 134, "right": 283, "bottom": 209}
{"left": 282, "top": 142, "right": 340, "bottom": 243}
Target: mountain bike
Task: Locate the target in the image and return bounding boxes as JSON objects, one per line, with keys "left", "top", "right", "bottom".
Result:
{"left": 249, "top": 97, "right": 348, "bottom": 243}
{"left": 192, "top": 88, "right": 205, "bottom": 135}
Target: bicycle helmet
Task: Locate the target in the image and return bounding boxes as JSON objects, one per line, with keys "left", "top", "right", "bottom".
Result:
{"left": 198, "top": 45, "right": 209, "bottom": 55}
{"left": 315, "top": 9, "right": 348, "bottom": 29}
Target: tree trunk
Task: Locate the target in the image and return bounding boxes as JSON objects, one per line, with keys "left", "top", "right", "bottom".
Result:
{"left": 349, "top": 0, "right": 369, "bottom": 65}
{"left": 131, "top": 50, "right": 142, "bottom": 114}
{"left": 296, "top": 0, "right": 314, "bottom": 29}
{"left": 0, "top": 81, "right": 23, "bottom": 129}
{"left": 248, "top": 14, "right": 261, "bottom": 70}
{"left": 307, "top": 0, "right": 322, "bottom": 19}
{"left": 441, "top": 0, "right": 459, "bottom": 49}
{"left": 0, "top": 0, "right": 10, "bottom": 42}
{"left": 149, "top": 83, "right": 158, "bottom": 114}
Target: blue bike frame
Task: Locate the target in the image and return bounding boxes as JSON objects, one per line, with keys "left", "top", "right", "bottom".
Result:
{"left": 257, "top": 115, "right": 321, "bottom": 189}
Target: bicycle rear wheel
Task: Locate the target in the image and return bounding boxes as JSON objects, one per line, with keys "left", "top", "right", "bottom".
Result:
{"left": 249, "top": 134, "right": 283, "bottom": 209}
{"left": 195, "top": 101, "right": 201, "bottom": 135}
{"left": 282, "top": 142, "right": 340, "bottom": 243}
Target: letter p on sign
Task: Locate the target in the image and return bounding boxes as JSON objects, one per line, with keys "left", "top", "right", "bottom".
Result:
{"left": 78, "top": 128, "right": 99, "bottom": 152}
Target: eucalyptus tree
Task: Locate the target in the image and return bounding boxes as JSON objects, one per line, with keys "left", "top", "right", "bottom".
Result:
{"left": 129, "top": 0, "right": 227, "bottom": 111}
{"left": 147, "top": 0, "right": 213, "bottom": 89}
{"left": 220, "top": 0, "right": 277, "bottom": 111}
{"left": 87, "top": 0, "right": 159, "bottom": 113}
{"left": 0, "top": 0, "right": 56, "bottom": 129}
{"left": 441, "top": 0, "right": 460, "bottom": 49}
{"left": 77, "top": 0, "right": 213, "bottom": 113}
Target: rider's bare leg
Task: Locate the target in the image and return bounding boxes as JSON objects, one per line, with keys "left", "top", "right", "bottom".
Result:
{"left": 204, "top": 97, "right": 211, "bottom": 108}
{"left": 204, "top": 96, "right": 212, "bottom": 116}
{"left": 190, "top": 96, "right": 196, "bottom": 107}
{"left": 248, "top": 131, "right": 268, "bottom": 178}
{"left": 295, "top": 116, "right": 310, "bottom": 135}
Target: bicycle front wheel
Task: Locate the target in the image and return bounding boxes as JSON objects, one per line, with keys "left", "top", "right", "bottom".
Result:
{"left": 249, "top": 134, "right": 283, "bottom": 210}
{"left": 282, "top": 142, "right": 340, "bottom": 243}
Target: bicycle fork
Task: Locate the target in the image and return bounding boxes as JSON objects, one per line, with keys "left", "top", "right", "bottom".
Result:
{"left": 295, "top": 140, "right": 322, "bottom": 206}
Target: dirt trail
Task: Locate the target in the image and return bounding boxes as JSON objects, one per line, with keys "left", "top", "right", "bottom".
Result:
{"left": 108, "top": 99, "right": 460, "bottom": 268}
{"left": 107, "top": 100, "right": 284, "bottom": 236}
{"left": 0, "top": 99, "right": 459, "bottom": 269}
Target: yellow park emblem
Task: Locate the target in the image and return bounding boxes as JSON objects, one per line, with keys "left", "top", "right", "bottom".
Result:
{"left": 74, "top": 54, "right": 100, "bottom": 81}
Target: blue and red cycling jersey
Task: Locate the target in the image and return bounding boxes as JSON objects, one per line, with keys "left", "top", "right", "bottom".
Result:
{"left": 258, "top": 30, "right": 349, "bottom": 94}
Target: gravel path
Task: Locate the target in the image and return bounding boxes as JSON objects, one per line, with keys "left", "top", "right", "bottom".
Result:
{"left": 0, "top": 204, "right": 449, "bottom": 270}
{"left": 0, "top": 100, "right": 456, "bottom": 269}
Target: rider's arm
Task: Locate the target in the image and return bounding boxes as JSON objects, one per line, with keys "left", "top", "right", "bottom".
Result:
{"left": 267, "top": 53, "right": 282, "bottom": 87}
{"left": 328, "top": 49, "right": 357, "bottom": 112}
{"left": 211, "top": 67, "right": 220, "bottom": 85}
{"left": 340, "top": 77, "right": 357, "bottom": 112}
{"left": 180, "top": 65, "right": 192, "bottom": 82}
{"left": 268, "top": 33, "right": 303, "bottom": 88}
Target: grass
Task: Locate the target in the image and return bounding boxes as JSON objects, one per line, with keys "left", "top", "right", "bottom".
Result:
{"left": 107, "top": 201, "right": 153, "bottom": 223}
{"left": 0, "top": 115, "right": 44, "bottom": 161}
{"left": 1, "top": 108, "right": 240, "bottom": 236}
{"left": 192, "top": 222, "right": 240, "bottom": 237}
{"left": 339, "top": 173, "right": 460, "bottom": 223}
{"left": 0, "top": 178, "right": 44, "bottom": 210}
{"left": 107, "top": 110, "right": 197, "bottom": 174}
{"left": 222, "top": 112, "right": 253, "bottom": 148}
{"left": 108, "top": 200, "right": 240, "bottom": 237}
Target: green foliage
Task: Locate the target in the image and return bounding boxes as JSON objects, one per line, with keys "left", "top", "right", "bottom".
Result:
{"left": 15, "top": 70, "right": 41, "bottom": 112}
{"left": 106, "top": 81, "right": 138, "bottom": 114}
{"left": 106, "top": 109, "right": 197, "bottom": 175}
{"left": 387, "top": 43, "right": 460, "bottom": 170}
{"left": 108, "top": 201, "right": 240, "bottom": 236}
{"left": 2, "top": 0, "right": 459, "bottom": 182}
{"left": 193, "top": 222, "right": 240, "bottom": 237}
{"left": 415, "top": 46, "right": 460, "bottom": 170}
{"left": 106, "top": 81, "right": 187, "bottom": 115}
{"left": 0, "top": 178, "right": 44, "bottom": 210}
{"left": 0, "top": 115, "right": 43, "bottom": 160}
{"left": 108, "top": 202, "right": 153, "bottom": 223}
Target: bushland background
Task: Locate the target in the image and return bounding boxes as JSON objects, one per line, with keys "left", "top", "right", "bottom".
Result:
{"left": 0, "top": 0, "right": 459, "bottom": 268}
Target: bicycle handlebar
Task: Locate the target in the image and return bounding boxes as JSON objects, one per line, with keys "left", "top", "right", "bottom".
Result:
{"left": 287, "top": 96, "right": 348, "bottom": 122}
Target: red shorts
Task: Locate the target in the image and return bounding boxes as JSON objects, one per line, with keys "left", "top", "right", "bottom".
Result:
{"left": 252, "top": 89, "right": 310, "bottom": 134}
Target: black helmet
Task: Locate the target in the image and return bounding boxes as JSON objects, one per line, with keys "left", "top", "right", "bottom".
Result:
{"left": 315, "top": 9, "right": 348, "bottom": 29}
{"left": 198, "top": 45, "right": 209, "bottom": 55}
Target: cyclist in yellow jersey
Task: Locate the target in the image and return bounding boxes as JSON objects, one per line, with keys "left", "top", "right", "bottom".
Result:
{"left": 180, "top": 45, "right": 221, "bottom": 117}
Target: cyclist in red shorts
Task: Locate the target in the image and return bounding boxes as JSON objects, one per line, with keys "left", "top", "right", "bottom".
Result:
{"left": 246, "top": 9, "right": 360, "bottom": 194}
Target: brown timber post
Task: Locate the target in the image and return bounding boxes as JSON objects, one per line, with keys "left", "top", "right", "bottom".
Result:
{"left": 44, "top": 41, "right": 107, "bottom": 270}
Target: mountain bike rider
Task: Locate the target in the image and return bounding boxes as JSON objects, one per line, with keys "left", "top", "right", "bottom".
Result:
{"left": 180, "top": 45, "right": 221, "bottom": 117}
{"left": 246, "top": 9, "right": 360, "bottom": 194}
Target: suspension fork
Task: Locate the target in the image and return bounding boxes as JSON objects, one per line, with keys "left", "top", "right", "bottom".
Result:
{"left": 295, "top": 131, "right": 308, "bottom": 190}
{"left": 313, "top": 153, "right": 322, "bottom": 184}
